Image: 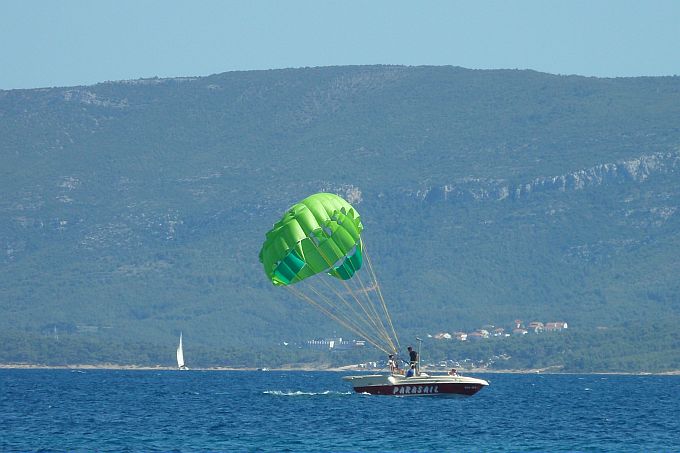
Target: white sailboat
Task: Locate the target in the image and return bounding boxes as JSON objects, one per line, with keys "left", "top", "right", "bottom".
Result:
{"left": 177, "top": 332, "right": 188, "bottom": 370}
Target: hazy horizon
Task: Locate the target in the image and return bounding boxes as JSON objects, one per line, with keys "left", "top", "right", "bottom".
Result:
{"left": 2, "top": 0, "right": 680, "bottom": 90}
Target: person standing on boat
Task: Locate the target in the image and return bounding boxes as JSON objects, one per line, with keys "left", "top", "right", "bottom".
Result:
{"left": 388, "top": 354, "right": 397, "bottom": 373}
{"left": 407, "top": 346, "right": 419, "bottom": 374}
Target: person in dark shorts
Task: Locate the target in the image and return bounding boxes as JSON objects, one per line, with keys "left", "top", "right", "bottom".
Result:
{"left": 407, "top": 346, "right": 418, "bottom": 374}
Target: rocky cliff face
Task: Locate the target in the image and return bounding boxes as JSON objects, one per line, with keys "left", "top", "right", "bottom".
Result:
{"left": 414, "top": 150, "right": 680, "bottom": 204}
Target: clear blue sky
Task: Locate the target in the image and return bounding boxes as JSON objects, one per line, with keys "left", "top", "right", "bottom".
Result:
{"left": 2, "top": 0, "right": 679, "bottom": 90}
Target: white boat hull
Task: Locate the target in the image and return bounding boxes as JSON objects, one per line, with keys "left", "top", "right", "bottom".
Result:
{"left": 343, "top": 373, "right": 488, "bottom": 396}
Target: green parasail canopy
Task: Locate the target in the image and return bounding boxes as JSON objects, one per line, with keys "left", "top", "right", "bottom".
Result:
{"left": 259, "top": 193, "right": 363, "bottom": 286}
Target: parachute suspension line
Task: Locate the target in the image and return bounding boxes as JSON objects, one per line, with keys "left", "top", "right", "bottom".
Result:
{"left": 348, "top": 241, "right": 397, "bottom": 353}
{"left": 286, "top": 285, "right": 388, "bottom": 353}
{"left": 308, "top": 239, "right": 395, "bottom": 353}
{"left": 285, "top": 285, "right": 392, "bottom": 355}
{"left": 311, "top": 271, "right": 391, "bottom": 350}
{"left": 311, "top": 261, "right": 378, "bottom": 331}
{"left": 343, "top": 262, "right": 396, "bottom": 354}
{"left": 304, "top": 278, "right": 391, "bottom": 353}
{"left": 362, "top": 241, "right": 400, "bottom": 351}
{"left": 363, "top": 245, "right": 400, "bottom": 351}
{"left": 307, "top": 240, "right": 386, "bottom": 334}
{"left": 312, "top": 236, "right": 397, "bottom": 354}
{"left": 286, "top": 284, "right": 382, "bottom": 352}
{"left": 317, "top": 265, "right": 394, "bottom": 353}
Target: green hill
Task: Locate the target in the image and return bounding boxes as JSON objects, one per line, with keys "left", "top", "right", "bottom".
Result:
{"left": 2, "top": 65, "right": 680, "bottom": 370}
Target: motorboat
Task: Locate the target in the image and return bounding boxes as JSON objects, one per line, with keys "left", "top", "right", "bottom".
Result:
{"left": 343, "top": 372, "right": 488, "bottom": 396}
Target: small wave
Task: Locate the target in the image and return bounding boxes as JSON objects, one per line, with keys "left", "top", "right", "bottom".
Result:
{"left": 263, "top": 390, "right": 352, "bottom": 396}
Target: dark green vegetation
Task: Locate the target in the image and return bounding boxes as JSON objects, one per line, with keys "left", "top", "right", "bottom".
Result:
{"left": 2, "top": 66, "right": 680, "bottom": 371}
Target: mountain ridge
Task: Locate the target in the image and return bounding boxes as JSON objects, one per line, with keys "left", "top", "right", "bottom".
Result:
{"left": 2, "top": 65, "right": 680, "bottom": 369}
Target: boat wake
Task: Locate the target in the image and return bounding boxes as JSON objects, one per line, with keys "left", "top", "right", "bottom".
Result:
{"left": 263, "top": 390, "right": 352, "bottom": 397}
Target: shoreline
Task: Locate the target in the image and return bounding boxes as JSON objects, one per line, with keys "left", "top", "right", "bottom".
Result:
{"left": 2, "top": 363, "right": 679, "bottom": 375}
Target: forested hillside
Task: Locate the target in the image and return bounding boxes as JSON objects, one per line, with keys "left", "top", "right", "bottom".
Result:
{"left": 2, "top": 66, "right": 679, "bottom": 370}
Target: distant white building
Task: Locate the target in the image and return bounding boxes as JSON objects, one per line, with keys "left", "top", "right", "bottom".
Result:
{"left": 545, "top": 322, "right": 568, "bottom": 331}
{"left": 468, "top": 331, "right": 487, "bottom": 341}
{"left": 528, "top": 322, "right": 544, "bottom": 333}
{"left": 305, "top": 338, "right": 365, "bottom": 350}
{"left": 453, "top": 332, "right": 468, "bottom": 341}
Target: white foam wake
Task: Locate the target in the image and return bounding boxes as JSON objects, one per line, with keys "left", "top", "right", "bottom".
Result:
{"left": 263, "top": 390, "right": 352, "bottom": 396}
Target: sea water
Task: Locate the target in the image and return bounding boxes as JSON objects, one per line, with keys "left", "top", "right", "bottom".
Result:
{"left": 1, "top": 370, "right": 679, "bottom": 451}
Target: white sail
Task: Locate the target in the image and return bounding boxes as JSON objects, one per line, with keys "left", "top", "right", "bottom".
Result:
{"left": 176, "top": 333, "right": 185, "bottom": 369}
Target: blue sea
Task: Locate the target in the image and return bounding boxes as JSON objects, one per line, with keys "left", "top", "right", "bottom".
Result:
{"left": 1, "top": 370, "right": 679, "bottom": 452}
